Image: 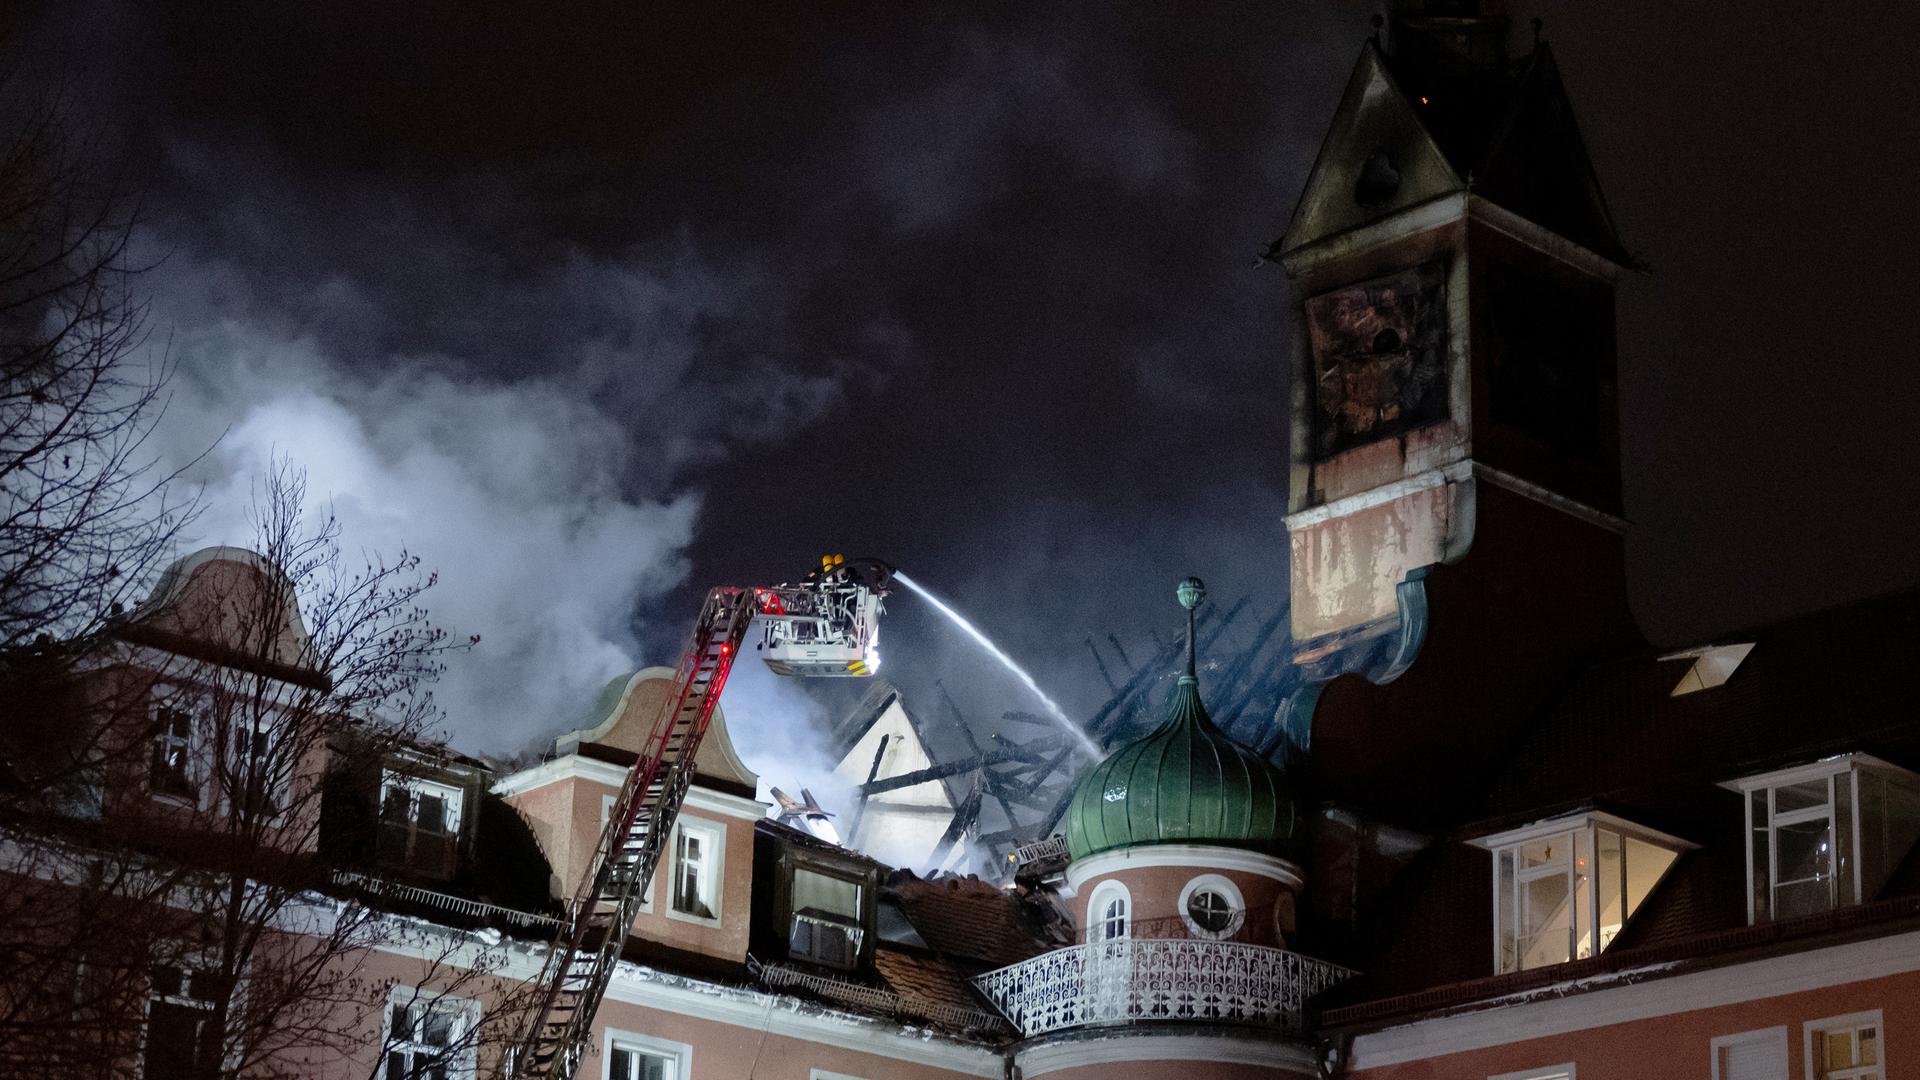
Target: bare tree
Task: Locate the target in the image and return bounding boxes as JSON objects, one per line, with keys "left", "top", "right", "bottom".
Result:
{"left": 0, "top": 462, "right": 538, "bottom": 1079}
{"left": 0, "top": 46, "right": 192, "bottom": 666}
{"left": 130, "top": 462, "right": 536, "bottom": 1080}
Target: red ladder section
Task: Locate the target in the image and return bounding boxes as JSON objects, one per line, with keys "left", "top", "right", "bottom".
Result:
{"left": 508, "top": 586, "right": 758, "bottom": 1080}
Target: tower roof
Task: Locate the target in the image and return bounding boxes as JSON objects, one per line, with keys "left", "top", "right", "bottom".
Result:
{"left": 1064, "top": 579, "right": 1301, "bottom": 862}
{"left": 1280, "top": 18, "right": 1628, "bottom": 267}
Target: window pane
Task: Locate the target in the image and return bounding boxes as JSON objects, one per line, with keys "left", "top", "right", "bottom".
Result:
{"left": 1623, "top": 837, "right": 1677, "bottom": 924}
{"left": 1520, "top": 869, "right": 1571, "bottom": 968}
{"left": 1775, "top": 777, "right": 1830, "bottom": 815}
{"left": 793, "top": 869, "right": 859, "bottom": 918}
{"left": 1497, "top": 848, "right": 1516, "bottom": 971}
{"left": 1836, "top": 771, "right": 1856, "bottom": 906}
{"left": 1861, "top": 1025, "right": 1879, "bottom": 1065}
{"left": 382, "top": 786, "right": 410, "bottom": 822}
{"left": 1750, "top": 789, "right": 1770, "bottom": 920}
{"left": 146, "top": 1001, "right": 202, "bottom": 1076}
{"left": 1518, "top": 833, "right": 1568, "bottom": 869}
{"left": 1573, "top": 829, "right": 1593, "bottom": 959}
{"left": 1596, "top": 829, "right": 1625, "bottom": 950}
{"left": 422, "top": 1009, "right": 453, "bottom": 1047}
{"left": 1823, "top": 1030, "right": 1855, "bottom": 1068}
{"left": 1187, "top": 890, "right": 1234, "bottom": 934}
{"left": 416, "top": 794, "right": 447, "bottom": 834}
{"left": 1773, "top": 816, "right": 1832, "bottom": 919}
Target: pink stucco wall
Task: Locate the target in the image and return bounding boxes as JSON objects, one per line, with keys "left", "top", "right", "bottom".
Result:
{"left": 1347, "top": 968, "right": 1920, "bottom": 1080}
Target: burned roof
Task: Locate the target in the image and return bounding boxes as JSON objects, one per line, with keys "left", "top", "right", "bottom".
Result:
{"left": 885, "top": 870, "right": 1068, "bottom": 969}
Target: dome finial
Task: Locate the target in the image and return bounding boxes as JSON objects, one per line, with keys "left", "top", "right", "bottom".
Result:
{"left": 1176, "top": 576, "right": 1205, "bottom": 682}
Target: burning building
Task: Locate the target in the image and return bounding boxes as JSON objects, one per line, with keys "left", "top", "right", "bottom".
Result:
{"left": 2, "top": 3, "right": 1916, "bottom": 1079}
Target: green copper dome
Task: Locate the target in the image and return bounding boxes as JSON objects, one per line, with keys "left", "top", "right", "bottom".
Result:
{"left": 1065, "top": 578, "right": 1301, "bottom": 862}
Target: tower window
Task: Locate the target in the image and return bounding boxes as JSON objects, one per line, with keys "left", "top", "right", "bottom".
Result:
{"left": 1086, "top": 880, "right": 1131, "bottom": 944}
{"left": 1177, "top": 875, "right": 1245, "bottom": 940}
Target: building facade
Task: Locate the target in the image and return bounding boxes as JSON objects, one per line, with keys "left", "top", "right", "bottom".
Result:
{"left": 5, "top": 4, "right": 1919, "bottom": 1080}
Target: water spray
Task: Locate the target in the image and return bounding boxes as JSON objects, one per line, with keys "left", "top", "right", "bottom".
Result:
{"left": 891, "top": 571, "right": 1103, "bottom": 759}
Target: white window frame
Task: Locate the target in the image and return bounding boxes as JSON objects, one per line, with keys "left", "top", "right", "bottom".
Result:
{"left": 1474, "top": 811, "right": 1692, "bottom": 973}
{"left": 664, "top": 815, "right": 725, "bottom": 926}
{"left": 1725, "top": 755, "right": 1920, "bottom": 924}
{"left": 1805, "top": 1009, "right": 1885, "bottom": 1080}
{"left": 1711, "top": 1025, "right": 1789, "bottom": 1080}
{"left": 224, "top": 710, "right": 291, "bottom": 823}
{"left": 603, "top": 793, "right": 652, "bottom": 913}
{"left": 148, "top": 686, "right": 217, "bottom": 807}
{"left": 602, "top": 1028, "right": 690, "bottom": 1080}
{"left": 141, "top": 958, "right": 221, "bottom": 1079}
{"left": 1489, "top": 1066, "right": 1574, "bottom": 1080}
{"left": 1177, "top": 873, "right": 1246, "bottom": 940}
{"left": 381, "top": 771, "right": 465, "bottom": 834}
{"left": 1086, "top": 879, "right": 1131, "bottom": 943}
{"left": 380, "top": 986, "right": 479, "bottom": 1080}
{"left": 811, "top": 1071, "right": 872, "bottom": 1080}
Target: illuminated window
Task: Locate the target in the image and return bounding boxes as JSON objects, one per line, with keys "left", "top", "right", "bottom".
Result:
{"left": 666, "top": 817, "right": 724, "bottom": 923}
{"left": 1806, "top": 1012, "right": 1883, "bottom": 1080}
{"left": 1729, "top": 756, "right": 1920, "bottom": 924}
{"left": 1086, "top": 880, "right": 1131, "bottom": 943}
{"left": 1475, "top": 813, "right": 1685, "bottom": 973}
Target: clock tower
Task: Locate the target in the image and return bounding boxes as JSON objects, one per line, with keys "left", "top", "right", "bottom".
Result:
{"left": 1274, "top": 1, "right": 1643, "bottom": 824}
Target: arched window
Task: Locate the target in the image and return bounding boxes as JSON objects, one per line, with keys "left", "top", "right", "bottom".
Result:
{"left": 1178, "top": 874, "right": 1246, "bottom": 940}
{"left": 1087, "top": 880, "right": 1131, "bottom": 943}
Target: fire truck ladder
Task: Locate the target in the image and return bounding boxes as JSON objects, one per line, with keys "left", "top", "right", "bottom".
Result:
{"left": 507, "top": 586, "right": 758, "bottom": 1080}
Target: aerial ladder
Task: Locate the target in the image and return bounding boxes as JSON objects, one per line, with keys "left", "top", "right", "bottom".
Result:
{"left": 504, "top": 556, "right": 892, "bottom": 1080}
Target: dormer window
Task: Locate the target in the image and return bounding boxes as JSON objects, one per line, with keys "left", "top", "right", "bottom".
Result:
{"left": 1726, "top": 755, "right": 1920, "bottom": 924}
{"left": 789, "top": 867, "right": 863, "bottom": 969}
{"left": 378, "top": 771, "right": 463, "bottom": 878}
{"left": 1473, "top": 812, "right": 1688, "bottom": 974}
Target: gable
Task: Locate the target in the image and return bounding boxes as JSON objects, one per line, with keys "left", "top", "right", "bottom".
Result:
{"left": 555, "top": 667, "right": 760, "bottom": 793}
{"left": 1281, "top": 42, "right": 1464, "bottom": 257}
{"left": 128, "top": 546, "right": 312, "bottom": 671}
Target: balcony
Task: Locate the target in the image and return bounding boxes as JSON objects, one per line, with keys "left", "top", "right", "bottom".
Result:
{"left": 972, "top": 940, "right": 1353, "bottom": 1038}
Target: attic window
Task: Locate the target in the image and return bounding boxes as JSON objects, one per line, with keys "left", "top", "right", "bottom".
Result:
{"left": 378, "top": 771, "right": 463, "bottom": 879}
{"left": 1725, "top": 755, "right": 1920, "bottom": 924}
{"left": 1661, "top": 642, "right": 1755, "bottom": 696}
{"left": 789, "top": 868, "right": 864, "bottom": 970}
{"left": 1472, "top": 812, "right": 1689, "bottom": 974}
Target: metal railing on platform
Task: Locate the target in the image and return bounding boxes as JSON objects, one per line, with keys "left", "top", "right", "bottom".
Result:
{"left": 972, "top": 939, "right": 1352, "bottom": 1038}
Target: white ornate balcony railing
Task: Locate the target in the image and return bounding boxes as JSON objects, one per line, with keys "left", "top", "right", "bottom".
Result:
{"left": 972, "top": 940, "right": 1353, "bottom": 1038}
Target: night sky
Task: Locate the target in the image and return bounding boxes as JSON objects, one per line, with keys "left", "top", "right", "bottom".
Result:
{"left": 24, "top": 2, "right": 1920, "bottom": 794}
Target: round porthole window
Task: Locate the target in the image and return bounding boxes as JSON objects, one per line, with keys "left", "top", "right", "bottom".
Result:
{"left": 1177, "top": 874, "right": 1245, "bottom": 940}
{"left": 1187, "top": 889, "right": 1234, "bottom": 934}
